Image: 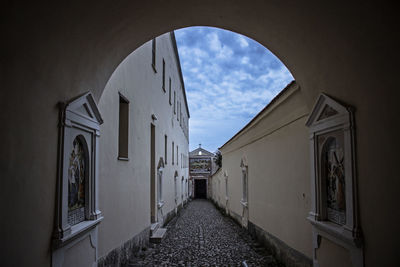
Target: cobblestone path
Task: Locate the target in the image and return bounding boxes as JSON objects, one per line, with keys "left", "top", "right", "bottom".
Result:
{"left": 128, "top": 200, "right": 279, "bottom": 267}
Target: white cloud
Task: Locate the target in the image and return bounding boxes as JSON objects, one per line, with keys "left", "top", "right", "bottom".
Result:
{"left": 207, "top": 32, "right": 222, "bottom": 52}
{"left": 237, "top": 35, "right": 249, "bottom": 48}
{"left": 241, "top": 56, "right": 249, "bottom": 64}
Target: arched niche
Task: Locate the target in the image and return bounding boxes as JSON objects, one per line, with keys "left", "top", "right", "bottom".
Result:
{"left": 240, "top": 156, "right": 249, "bottom": 207}
{"left": 157, "top": 157, "right": 165, "bottom": 208}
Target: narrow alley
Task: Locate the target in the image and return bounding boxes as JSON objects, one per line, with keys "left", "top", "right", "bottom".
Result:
{"left": 128, "top": 200, "right": 279, "bottom": 267}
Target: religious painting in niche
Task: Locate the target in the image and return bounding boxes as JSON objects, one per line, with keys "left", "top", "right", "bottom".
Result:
{"left": 68, "top": 136, "right": 86, "bottom": 226}
{"left": 322, "top": 136, "right": 346, "bottom": 225}
{"left": 189, "top": 158, "right": 211, "bottom": 172}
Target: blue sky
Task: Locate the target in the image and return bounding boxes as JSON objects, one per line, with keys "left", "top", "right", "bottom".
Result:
{"left": 175, "top": 27, "right": 293, "bottom": 153}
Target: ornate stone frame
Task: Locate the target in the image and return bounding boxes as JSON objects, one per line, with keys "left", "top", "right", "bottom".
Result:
{"left": 306, "top": 93, "right": 363, "bottom": 267}
{"left": 52, "top": 92, "right": 103, "bottom": 266}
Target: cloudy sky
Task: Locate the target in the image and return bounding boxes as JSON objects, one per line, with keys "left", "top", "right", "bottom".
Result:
{"left": 175, "top": 27, "right": 293, "bottom": 153}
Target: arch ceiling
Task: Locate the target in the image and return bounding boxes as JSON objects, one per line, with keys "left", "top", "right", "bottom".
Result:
{"left": 2, "top": 1, "right": 396, "bottom": 105}
{"left": 1, "top": 1, "right": 398, "bottom": 266}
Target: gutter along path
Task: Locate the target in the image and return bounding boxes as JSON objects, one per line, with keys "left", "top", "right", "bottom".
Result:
{"left": 128, "top": 200, "right": 279, "bottom": 266}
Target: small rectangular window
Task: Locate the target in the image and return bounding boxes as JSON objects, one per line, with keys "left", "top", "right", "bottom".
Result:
{"left": 172, "top": 141, "right": 174, "bottom": 165}
{"left": 177, "top": 101, "right": 179, "bottom": 121}
{"left": 118, "top": 93, "right": 129, "bottom": 160}
{"left": 177, "top": 145, "right": 179, "bottom": 165}
{"left": 162, "top": 59, "right": 166, "bottom": 92}
{"left": 164, "top": 135, "right": 168, "bottom": 164}
{"left": 169, "top": 78, "right": 172, "bottom": 105}
{"left": 174, "top": 91, "right": 176, "bottom": 114}
{"left": 152, "top": 39, "right": 156, "bottom": 72}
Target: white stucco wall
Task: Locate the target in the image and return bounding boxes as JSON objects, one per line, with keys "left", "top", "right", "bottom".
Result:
{"left": 212, "top": 83, "right": 313, "bottom": 258}
{"left": 98, "top": 32, "right": 189, "bottom": 258}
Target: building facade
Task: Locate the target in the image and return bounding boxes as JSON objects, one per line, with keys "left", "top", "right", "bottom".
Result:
{"left": 48, "top": 32, "right": 191, "bottom": 266}
{"left": 189, "top": 146, "right": 215, "bottom": 199}
{"left": 96, "top": 32, "right": 190, "bottom": 266}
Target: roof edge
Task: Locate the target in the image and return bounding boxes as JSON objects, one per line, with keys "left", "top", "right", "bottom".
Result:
{"left": 170, "top": 31, "right": 190, "bottom": 118}
{"left": 219, "top": 80, "right": 296, "bottom": 150}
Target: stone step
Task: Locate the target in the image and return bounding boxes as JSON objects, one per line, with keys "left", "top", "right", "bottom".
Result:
{"left": 150, "top": 228, "right": 167, "bottom": 243}
{"left": 150, "top": 222, "right": 160, "bottom": 235}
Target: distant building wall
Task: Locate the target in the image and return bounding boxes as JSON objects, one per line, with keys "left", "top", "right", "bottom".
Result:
{"left": 189, "top": 147, "right": 214, "bottom": 198}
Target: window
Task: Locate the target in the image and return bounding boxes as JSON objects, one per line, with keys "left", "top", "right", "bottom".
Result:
{"left": 174, "top": 91, "right": 176, "bottom": 114}
{"left": 172, "top": 141, "right": 174, "bottom": 165}
{"left": 177, "top": 101, "right": 179, "bottom": 121}
{"left": 169, "top": 78, "right": 172, "bottom": 105}
{"left": 306, "top": 93, "right": 363, "bottom": 266}
{"left": 164, "top": 135, "right": 168, "bottom": 164}
{"left": 118, "top": 93, "right": 129, "bottom": 160}
{"left": 176, "top": 145, "right": 179, "bottom": 165}
{"left": 180, "top": 104, "right": 182, "bottom": 126}
{"left": 162, "top": 59, "right": 165, "bottom": 92}
{"left": 151, "top": 38, "right": 156, "bottom": 72}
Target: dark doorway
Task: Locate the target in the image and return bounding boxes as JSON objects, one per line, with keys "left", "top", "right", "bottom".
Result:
{"left": 194, "top": 179, "right": 207, "bottom": 199}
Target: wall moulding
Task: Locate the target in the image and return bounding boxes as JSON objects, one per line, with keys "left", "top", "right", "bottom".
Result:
{"left": 306, "top": 93, "right": 363, "bottom": 267}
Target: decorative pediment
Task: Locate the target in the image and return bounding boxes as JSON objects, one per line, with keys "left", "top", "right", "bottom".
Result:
{"left": 306, "top": 93, "right": 350, "bottom": 128}
{"left": 189, "top": 147, "right": 214, "bottom": 157}
{"left": 64, "top": 92, "right": 103, "bottom": 126}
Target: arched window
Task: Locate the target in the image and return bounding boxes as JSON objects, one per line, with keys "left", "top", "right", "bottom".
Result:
{"left": 68, "top": 136, "right": 89, "bottom": 226}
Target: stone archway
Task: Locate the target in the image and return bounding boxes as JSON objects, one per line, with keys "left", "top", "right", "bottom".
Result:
{"left": 2, "top": 2, "right": 398, "bottom": 266}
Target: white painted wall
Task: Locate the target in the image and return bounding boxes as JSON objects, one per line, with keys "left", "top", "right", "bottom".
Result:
{"left": 211, "top": 83, "right": 313, "bottom": 258}
{"left": 98, "top": 32, "right": 189, "bottom": 258}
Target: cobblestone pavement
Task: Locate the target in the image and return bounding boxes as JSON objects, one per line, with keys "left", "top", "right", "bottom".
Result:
{"left": 128, "top": 200, "right": 280, "bottom": 267}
